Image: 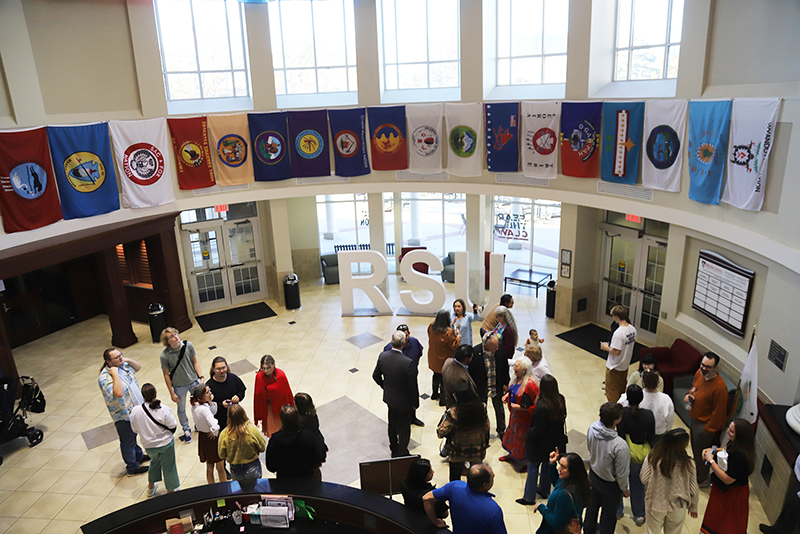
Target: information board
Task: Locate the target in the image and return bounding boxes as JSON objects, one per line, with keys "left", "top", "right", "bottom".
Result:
{"left": 692, "top": 250, "right": 754, "bottom": 338}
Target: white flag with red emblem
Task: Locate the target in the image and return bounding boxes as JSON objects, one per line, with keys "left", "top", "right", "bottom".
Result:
{"left": 521, "top": 101, "right": 561, "bottom": 178}
{"left": 407, "top": 103, "right": 444, "bottom": 174}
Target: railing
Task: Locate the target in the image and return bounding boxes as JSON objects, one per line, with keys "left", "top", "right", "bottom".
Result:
{"left": 333, "top": 243, "right": 395, "bottom": 255}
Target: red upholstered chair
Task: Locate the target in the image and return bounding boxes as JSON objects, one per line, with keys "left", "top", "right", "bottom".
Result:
{"left": 640, "top": 338, "right": 704, "bottom": 396}
{"left": 399, "top": 246, "right": 428, "bottom": 274}
{"left": 484, "top": 251, "right": 505, "bottom": 289}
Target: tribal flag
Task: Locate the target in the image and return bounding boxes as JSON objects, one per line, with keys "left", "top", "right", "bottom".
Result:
{"left": 0, "top": 127, "right": 62, "bottom": 233}
{"left": 406, "top": 103, "right": 443, "bottom": 174}
{"left": 109, "top": 118, "right": 176, "bottom": 209}
{"left": 688, "top": 100, "right": 732, "bottom": 205}
{"left": 47, "top": 123, "right": 120, "bottom": 220}
{"left": 729, "top": 335, "right": 759, "bottom": 424}
{"left": 328, "top": 107, "right": 370, "bottom": 177}
{"left": 445, "top": 102, "right": 482, "bottom": 177}
{"left": 721, "top": 98, "right": 781, "bottom": 211}
{"left": 287, "top": 109, "right": 331, "bottom": 178}
{"left": 601, "top": 101, "right": 645, "bottom": 185}
{"left": 368, "top": 106, "right": 408, "bottom": 170}
{"left": 167, "top": 117, "right": 216, "bottom": 190}
{"left": 642, "top": 99, "right": 688, "bottom": 192}
{"left": 248, "top": 112, "right": 292, "bottom": 182}
{"left": 207, "top": 114, "right": 254, "bottom": 186}
{"left": 521, "top": 101, "right": 560, "bottom": 179}
{"left": 485, "top": 102, "right": 520, "bottom": 172}
{"left": 560, "top": 102, "right": 602, "bottom": 178}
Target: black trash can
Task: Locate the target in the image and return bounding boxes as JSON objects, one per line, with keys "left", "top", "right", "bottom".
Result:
{"left": 283, "top": 274, "right": 301, "bottom": 310}
{"left": 545, "top": 280, "right": 557, "bottom": 319}
{"left": 148, "top": 303, "right": 167, "bottom": 343}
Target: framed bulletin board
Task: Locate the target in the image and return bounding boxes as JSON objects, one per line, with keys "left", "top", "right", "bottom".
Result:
{"left": 692, "top": 250, "right": 755, "bottom": 338}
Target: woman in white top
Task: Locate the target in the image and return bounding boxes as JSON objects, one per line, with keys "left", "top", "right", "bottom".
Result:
{"left": 524, "top": 344, "right": 551, "bottom": 385}
{"left": 129, "top": 383, "right": 180, "bottom": 496}
{"left": 618, "top": 370, "right": 674, "bottom": 443}
{"left": 190, "top": 384, "right": 227, "bottom": 484}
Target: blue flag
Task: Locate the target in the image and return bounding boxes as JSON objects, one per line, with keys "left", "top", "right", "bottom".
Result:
{"left": 601, "top": 101, "right": 645, "bottom": 184}
{"left": 688, "top": 100, "right": 732, "bottom": 205}
{"left": 248, "top": 112, "right": 292, "bottom": 182}
{"left": 328, "top": 107, "right": 370, "bottom": 177}
{"left": 287, "top": 110, "right": 331, "bottom": 178}
{"left": 47, "top": 123, "right": 120, "bottom": 220}
{"left": 485, "top": 102, "right": 520, "bottom": 172}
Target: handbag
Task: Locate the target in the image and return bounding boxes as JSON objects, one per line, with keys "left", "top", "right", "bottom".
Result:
{"left": 555, "top": 490, "right": 581, "bottom": 534}
{"left": 437, "top": 410, "right": 451, "bottom": 458}
{"left": 625, "top": 434, "right": 651, "bottom": 464}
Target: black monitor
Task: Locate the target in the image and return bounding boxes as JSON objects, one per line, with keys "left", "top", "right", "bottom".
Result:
{"left": 359, "top": 455, "right": 420, "bottom": 497}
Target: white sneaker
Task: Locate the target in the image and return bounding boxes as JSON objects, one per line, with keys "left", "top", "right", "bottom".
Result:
{"left": 148, "top": 482, "right": 158, "bottom": 497}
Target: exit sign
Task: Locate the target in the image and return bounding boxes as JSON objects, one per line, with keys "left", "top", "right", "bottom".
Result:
{"left": 215, "top": 204, "right": 228, "bottom": 213}
{"left": 626, "top": 214, "right": 641, "bottom": 223}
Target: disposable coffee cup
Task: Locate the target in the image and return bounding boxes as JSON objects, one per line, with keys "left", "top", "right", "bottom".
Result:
{"left": 716, "top": 450, "right": 728, "bottom": 471}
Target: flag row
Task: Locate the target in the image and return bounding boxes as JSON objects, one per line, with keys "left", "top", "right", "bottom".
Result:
{"left": 0, "top": 99, "right": 780, "bottom": 234}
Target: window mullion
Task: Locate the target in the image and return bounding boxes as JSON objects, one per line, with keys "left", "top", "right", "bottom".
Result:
{"left": 541, "top": 0, "right": 546, "bottom": 83}
{"left": 663, "top": 0, "right": 673, "bottom": 77}
{"left": 188, "top": 0, "right": 204, "bottom": 99}
{"left": 342, "top": 0, "right": 350, "bottom": 90}
{"left": 394, "top": 0, "right": 400, "bottom": 90}
{"left": 627, "top": 0, "right": 634, "bottom": 81}
{"left": 238, "top": 3, "right": 250, "bottom": 96}
{"left": 279, "top": 1, "right": 288, "bottom": 95}
{"left": 310, "top": 1, "right": 319, "bottom": 93}
{"left": 425, "top": 0, "right": 430, "bottom": 88}
{"left": 224, "top": 1, "right": 235, "bottom": 93}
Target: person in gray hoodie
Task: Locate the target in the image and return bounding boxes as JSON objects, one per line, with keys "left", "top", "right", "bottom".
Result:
{"left": 584, "top": 402, "right": 631, "bottom": 534}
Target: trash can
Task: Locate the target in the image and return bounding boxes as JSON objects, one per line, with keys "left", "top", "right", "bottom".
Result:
{"left": 148, "top": 303, "right": 167, "bottom": 343}
{"left": 545, "top": 280, "right": 557, "bottom": 319}
{"left": 283, "top": 274, "right": 301, "bottom": 310}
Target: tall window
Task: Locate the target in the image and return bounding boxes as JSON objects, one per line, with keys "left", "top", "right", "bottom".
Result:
{"left": 269, "top": 0, "right": 358, "bottom": 107}
{"left": 378, "top": 0, "right": 460, "bottom": 102}
{"left": 496, "top": 0, "right": 568, "bottom": 86}
{"left": 154, "top": 0, "right": 251, "bottom": 113}
{"left": 400, "top": 193, "right": 465, "bottom": 259}
{"left": 316, "top": 194, "right": 371, "bottom": 273}
{"left": 492, "top": 196, "right": 560, "bottom": 275}
{"left": 615, "top": 0, "right": 684, "bottom": 81}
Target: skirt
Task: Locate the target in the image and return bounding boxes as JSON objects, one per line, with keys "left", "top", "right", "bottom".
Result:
{"left": 700, "top": 483, "right": 749, "bottom": 534}
{"left": 502, "top": 411, "right": 528, "bottom": 461}
{"left": 198, "top": 430, "right": 222, "bottom": 464}
{"left": 261, "top": 407, "right": 281, "bottom": 438}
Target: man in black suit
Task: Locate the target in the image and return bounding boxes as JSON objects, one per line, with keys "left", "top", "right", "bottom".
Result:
{"left": 442, "top": 344, "right": 478, "bottom": 410}
{"left": 373, "top": 331, "right": 419, "bottom": 457}
{"left": 469, "top": 333, "right": 509, "bottom": 437}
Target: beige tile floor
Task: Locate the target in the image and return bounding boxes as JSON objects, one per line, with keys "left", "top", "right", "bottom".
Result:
{"left": 0, "top": 275, "right": 770, "bottom": 534}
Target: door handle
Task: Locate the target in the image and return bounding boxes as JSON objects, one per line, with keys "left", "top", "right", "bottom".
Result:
{"left": 230, "top": 263, "right": 244, "bottom": 268}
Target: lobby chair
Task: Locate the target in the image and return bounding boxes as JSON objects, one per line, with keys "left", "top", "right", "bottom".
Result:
{"left": 398, "top": 246, "right": 428, "bottom": 274}
{"left": 640, "top": 338, "right": 704, "bottom": 396}
{"left": 441, "top": 252, "right": 456, "bottom": 282}
{"left": 320, "top": 254, "right": 339, "bottom": 285}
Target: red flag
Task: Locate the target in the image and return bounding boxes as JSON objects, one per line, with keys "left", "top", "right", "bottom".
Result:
{"left": 0, "top": 127, "right": 62, "bottom": 233}
{"left": 167, "top": 117, "right": 216, "bottom": 190}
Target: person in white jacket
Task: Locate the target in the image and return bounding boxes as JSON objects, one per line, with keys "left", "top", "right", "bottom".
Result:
{"left": 190, "top": 383, "right": 227, "bottom": 484}
{"left": 130, "top": 383, "right": 180, "bottom": 496}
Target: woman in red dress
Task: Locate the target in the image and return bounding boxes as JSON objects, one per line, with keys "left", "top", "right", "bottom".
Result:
{"left": 500, "top": 356, "right": 539, "bottom": 473}
{"left": 253, "top": 355, "right": 294, "bottom": 437}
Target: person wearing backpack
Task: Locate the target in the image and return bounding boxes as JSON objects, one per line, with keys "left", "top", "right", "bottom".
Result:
{"left": 130, "top": 383, "right": 180, "bottom": 497}
{"left": 160, "top": 327, "right": 204, "bottom": 444}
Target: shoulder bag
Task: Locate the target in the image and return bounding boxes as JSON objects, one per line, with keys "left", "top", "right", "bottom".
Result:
{"left": 168, "top": 341, "right": 188, "bottom": 381}
{"left": 555, "top": 490, "right": 581, "bottom": 534}
{"left": 142, "top": 403, "right": 177, "bottom": 434}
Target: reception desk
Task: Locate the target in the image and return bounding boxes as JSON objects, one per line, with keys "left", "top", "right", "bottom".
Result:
{"left": 81, "top": 479, "right": 448, "bottom": 534}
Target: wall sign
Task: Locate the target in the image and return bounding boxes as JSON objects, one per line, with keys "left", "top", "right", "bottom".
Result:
{"left": 692, "top": 250, "right": 754, "bottom": 338}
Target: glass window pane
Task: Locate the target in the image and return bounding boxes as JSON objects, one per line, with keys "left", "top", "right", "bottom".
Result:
{"left": 532, "top": 201, "right": 560, "bottom": 269}
{"left": 268, "top": 2, "right": 284, "bottom": 69}
{"left": 234, "top": 71, "right": 248, "bottom": 97}
{"left": 194, "top": 1, "right": 232, "bottom": 71}
{"left": 157, "top": 0, "right": 198, "bottom": 72}
{"left": 428, "top": 0, "right": 458, "bottom": 62}
{"left": 345, "top": 0, "right": 357, "bottom": 64}
{"left": 498, "top": 58, "right": 511, "bottom": 86}
{"left": 398, "top": 63, "right": 428, "bottom": 89}
{"left": 381, "top": 0, "right": 397, "bottom": 64}
{"left": 617, "top": 0, "right": 632, "bottom": 48}
{"left": 493, "top": 198, "right": 531, "bottom": 268}
{"left": 630, "top": 46, "right": 665, "bottom": 80}
{"left": 615, "top": 50, "right": 630, "bottom": 81}
{"left": 281, "top": 1, "right": 315, "bottom": 68}
{"left": 429, "top": 62, "right": 458, "bottom": 88}
{"left": 318, "top": 67, "right": 348, "bottom": 92}
{"left": 632, "top": 0, "right": 669, "bottom": 46}
{"left": 314, "top": 0, "right": 347, "bottom": 67}
{"left": 511, "top": 57, "right": 542, "bottom": 85}
{"left": 396, "top": 0, "right": 428, "bottom": 63}
{"left": 227, "top": 2, "right": 245, "bottom": 69}
{"left": 167, "top": 73, "right": 201, "bottom": 100}
{"left": 543, "top": 0, "right": 569, "bottom": 54}
{"left": 667, "top": 45, "right": 680, "bottom": 78}
{"left": 543, "top": 55, "right": 567, "bottom": 84}
{"left": 274, "top": 70, "right": 286, "bottom": 95}
{"left": 348, "top": 66, "right": 358, "bottom": 91}
{"left": 286, "top": 69, "right": 317, "bottom": 94}
{"left": 385, "top": 64, "right": 398, "bottom": 90}
{"left": 444, "top": 196, "right": 466, "bottom": 255}
{"left": 511, "top": 0, "right": 543, "bottom": 57}
{"left": 201, "top": 71, "right": 234, "bottom": 98}
{"left": 497, "top": 0, "right": 511, "bottom": 58}
{"left": 670, "top": 0, "right": 684, "bottom": 43}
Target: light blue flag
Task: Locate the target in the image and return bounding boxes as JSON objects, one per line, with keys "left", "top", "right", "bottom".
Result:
{"left": 601, "top": 101, "right": 645, "bottom": 185}
{"left": 687, "top": 100, "right": 732, "bottom": 205}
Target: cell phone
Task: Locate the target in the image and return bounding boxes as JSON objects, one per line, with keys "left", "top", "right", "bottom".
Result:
{"left": 705, "top": 445, "right": 717, "bottom": 465}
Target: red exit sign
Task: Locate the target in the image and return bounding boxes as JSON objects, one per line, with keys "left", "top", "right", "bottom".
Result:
{"left": 215, "top": 204, "right": 228, "bottom": 213}
{"left": 626, "top": 214, "right": 641, "bottom": 223}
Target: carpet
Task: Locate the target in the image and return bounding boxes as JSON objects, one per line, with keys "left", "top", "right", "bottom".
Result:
{"left": 556, "top": 323, "right": 643, "bottom": 364}
{"left": 195, "top": 302, "right": 277, "bottom": 332}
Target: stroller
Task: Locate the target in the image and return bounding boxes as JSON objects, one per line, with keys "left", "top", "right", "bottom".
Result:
{"left": 0, "top": 376, "right": 45, "bottom": 466}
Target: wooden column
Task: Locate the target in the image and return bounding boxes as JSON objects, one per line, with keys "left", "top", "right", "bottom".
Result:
{"left": 95, "top": 248, "right": 138, "bottom": 348}
{"left": 148, "top": 229, "right": 192, "bottom": 333}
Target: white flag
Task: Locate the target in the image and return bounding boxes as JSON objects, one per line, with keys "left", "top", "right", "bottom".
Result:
{"left": 521, "top": 101, "right": 560, "bottom": 178}
{"left": 730, "top": 335, "right": 759, "bottom": 424}
{"left": 721, "top": 98, "right": 780, "bottom": 211}
{"left": 445, "top": 102, "right": 483, "bottom": 177}
{"left": 109, "top": 118, "right": 176, "bottom": 209}
{"left": 642, "top": 99, "right": 687, "bottom": 192}
{"left": 407, "top": 103, "right": 444, "bottom": 174}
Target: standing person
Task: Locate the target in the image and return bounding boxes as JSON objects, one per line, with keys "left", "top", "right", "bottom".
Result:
{"left": 584, "top": 402, "right": 631, "bottom": 534}
{"left": 452, "top": 298, "right": 481, "bottom": 346}
{"left": 98, "top": 348, "right": 149, "bottom": 476}
{"left": 640, "top": 428, "right": 699, "bottom": 534}
{"left": 373, "top": 331, "right": 419, "bottom": 457}
{"left": 480, "top": 293, "right": 514, "bottom": 337}
{"left": 468, "top": 333, "right": 509, "bottom": 438}
{"left": 437, "top": 384, "right": 490, "bottom": 481}
{"left": 759, "top": 453, "right": 800, "bottom": 534}
{"left": 218, "top": 404, "right": 265, "bottom": 481}
{"left": 534, "top": 450, "right": 591, "bottom": 534}
{"left": 253, "top": 354, "right": 294, "bottom": 438}
{"left": 499, "top": 357, "right": 539, "bottom": 473}
{"left": 616, "top": 384, "right": 655, "bottom": 526}
{"left": 700, "top": 419, "right": 756, "bottom": 534}
{"left": 683, "top": 352, "right": 728, "bottom": 486}
{"left": 159, "top": 327, "right": 203, "bottom": 444}
{"left": 266, "top": 405, "right": 327, "bottom": 480}
{"left": 422, "top": 464, "right": 508, "bottom": 534}
{"left": 620, "top": 371, "right": 674, "bottom": 443}
{"left": 442, "top": 344, "right": 478, "bottom": 410}
{"left": 627, "top": 352, "right": 665, "bottom": 392}
{"left": 129, "top": 383, "right": 180, "bottom": 496}
{"left": 517, "top": 375, "right": 567, "bottom": 505}
{"left": 189, "top": 384, "right": 227, "bottom": 484}
{"left": 401, "top": 458, "right": 449, "bottom": 518}
{"left": 600, "top": 305, "right": 637, "bottom": 402}
{"left": 524, "top": 345, "right": 552, "bottom": 385}
{"left": 294, "top": 392, "right": 328, "bottom": 468}
{"left": 206, "top": 356, "right": 246, "bottom": 431}
{"left": 491, "top": 305, "right": 518, "bottom": 362}
{"left": 384, "top": 324, "right": 425, "bottom": 426}
{"left": 428, "top": 309, "right": 460, "bottom": 405}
